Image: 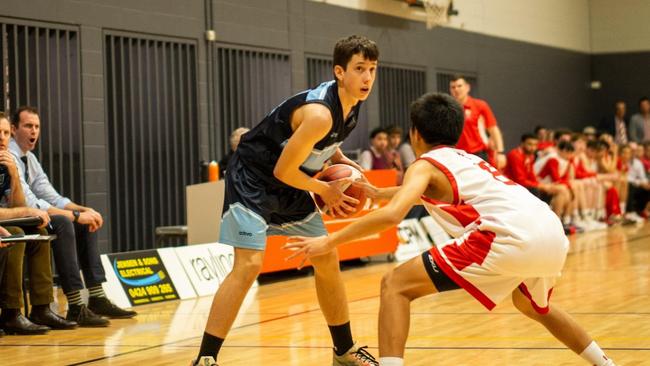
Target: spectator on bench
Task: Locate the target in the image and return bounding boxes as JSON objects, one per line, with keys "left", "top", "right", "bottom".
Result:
{"left": 360, "top": 127, "right": 391, "bottom": 170}
{"left": 385, "top": 125, "right": 405, "bottom": 184}
{"left": 620, "top": 144, "right": 648, "bottom": 222}
{"left": 10, "top": 106, "right": 136, "bottom": 327}
{"left": 218, "top": 127, "right": 249, "bottom": 178}
{"left": 0, "top": 112, "right": 76, "bottom": 334}
{"left": 505, "top": 133, "right": 571, "bottom": 221}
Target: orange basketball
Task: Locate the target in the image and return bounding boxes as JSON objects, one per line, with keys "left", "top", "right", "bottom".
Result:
{"left": 314, "top": 164, "right": 367, "bottom": 217}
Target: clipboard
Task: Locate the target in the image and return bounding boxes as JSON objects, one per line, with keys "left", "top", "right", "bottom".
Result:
{"left": 0, "top": 234, "right": 55, "bottom": 242}
{"left": 0, "top": 217, "right": 44, "bottom": 228}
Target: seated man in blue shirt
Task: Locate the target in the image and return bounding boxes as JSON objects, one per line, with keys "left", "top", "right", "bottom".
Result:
{"left": 10, "top": 106, "right": 136, "bottom": 326}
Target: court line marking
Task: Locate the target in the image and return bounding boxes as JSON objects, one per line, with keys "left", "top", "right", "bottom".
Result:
{"left": 53, "top": 232, "right": 650, "bottom": 364}
{"left": 64, "top": 294, "right": 378, "bottom": 365}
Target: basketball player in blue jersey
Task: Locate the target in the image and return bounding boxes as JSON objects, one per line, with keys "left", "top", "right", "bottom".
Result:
{"left": 193, "top": 35, "right": 380, "bottom": 366}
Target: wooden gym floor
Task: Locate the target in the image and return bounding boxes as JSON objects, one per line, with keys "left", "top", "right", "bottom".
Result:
{"left": 0, "top": 224, "right": 649, "bottom": 365}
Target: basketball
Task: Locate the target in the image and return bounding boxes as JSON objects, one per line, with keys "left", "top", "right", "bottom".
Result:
{"left": 313, "top": 164, "right": 367, "bottom": 217}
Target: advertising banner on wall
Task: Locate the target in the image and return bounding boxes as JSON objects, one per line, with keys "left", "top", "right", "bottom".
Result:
{"left": 105, "top": 250, "right": 180, "bottom": 306}
{"left": 174, "top": 243, "right": 257, "bottom": 297}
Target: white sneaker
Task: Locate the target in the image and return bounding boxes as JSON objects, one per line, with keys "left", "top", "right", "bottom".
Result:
{"left": 586, "top": 218, "right": 608, "bottom": 230}
{"left": 573, "top": 219, "right": 591, "bottom": 232}
{"left": 625, "top": 212, "right": 644, "bottom": 224}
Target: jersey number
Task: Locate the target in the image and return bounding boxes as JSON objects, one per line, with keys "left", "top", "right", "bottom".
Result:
{"left": 478, "top": 161, "right": 516, "bottom": 186}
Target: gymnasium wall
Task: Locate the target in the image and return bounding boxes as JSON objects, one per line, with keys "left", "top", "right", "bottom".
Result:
{"left": 310, "top": 0, "right": 592, "bottom": 52}
{"left": 589, "top": 0, "right": 650, "bottom": 125}
{"left": 0, "top": 0, "right": 594, "bottom": 252}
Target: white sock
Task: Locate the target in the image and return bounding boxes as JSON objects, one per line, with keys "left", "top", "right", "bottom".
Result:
{"left": 379, "top": 357, "right": 404, "bottom": 366}
{"left": 620, "top": 202, "right": 626, "bottom": 214}
{"left": 579, "top": 341, "right": 614, "bottom": 366}
{"left": 563, "top": 215, "right": 571, "bottom": 225}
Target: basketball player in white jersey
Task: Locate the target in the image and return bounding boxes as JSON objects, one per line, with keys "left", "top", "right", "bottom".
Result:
{"left": 285, "top": 93, "right": 616, "bottom": 366}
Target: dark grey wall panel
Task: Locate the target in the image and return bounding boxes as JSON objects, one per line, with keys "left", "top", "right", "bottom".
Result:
{"left": 212, "top": 45, "right": 291, "bottom": 158}
{"left": 105, "top": 33, "right": 200, "bottom": 252}
{"left": 1, "top": 20, "right": 84, "bottom": 204}
{"left": 591, "top": 52, "right": 650, "bottom": 124}
{"left": 379, "top": 65, "right": 426, "bottom": 133}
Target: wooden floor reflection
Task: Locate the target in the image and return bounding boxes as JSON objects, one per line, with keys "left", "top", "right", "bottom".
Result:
{"left": 1, "top": 224, "right": 649, "bottom": 365}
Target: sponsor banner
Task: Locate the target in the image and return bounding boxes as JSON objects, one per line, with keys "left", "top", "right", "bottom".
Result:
{"left": 419, "top": 216, "right": 451, "bottom": 246}
{"left": 106, "top": 250, "right": 180, "bottom": 306}
{"left": 395, "top": 218, "right": 433, "bottom": 262}
{"left": 100, "top": 255, "right": 133, "bottom": 309}
{"left": 174, "top": 242, "right": 258, "bottom": 297}
{"left": 157, "top": 247, "right": 197, "bottom": 300}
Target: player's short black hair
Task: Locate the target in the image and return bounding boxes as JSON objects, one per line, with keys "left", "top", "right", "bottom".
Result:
{"left": 638, "top": 96, "right": 649, "bottom": 106}
{"left": 557, "top": 140, "right": 574, "bottom": 152}
{"left": 410, "top": 92, "right": 464, "bottom": 146}
{"left": 520, "top": 133, "right": 537, "bottom": 142}
{"left": 333, "top": 35, "right": 379, "bottom": 70}
{"left": 369, "top": 127, "right": 387, "bottom": 139}
{"left": 534, "top": 125, "right": 546, "bottom": 134}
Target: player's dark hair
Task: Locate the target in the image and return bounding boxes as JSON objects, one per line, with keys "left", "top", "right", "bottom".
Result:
{"left": 520, "top": 133, "right": 537, "bottom": 143}
{"left": 333, "top": 35, "right": 379, "bottom": 71}
{"left": 410, "top": 92, "right": 464, "bottom": 146}
{"left": 557, "top": 140, "right": 574, "bottom": 152}
{"left": 12, "top": 106, "right": 39, "bottom": 127}
{"left": 638, "top": 96, "right": 649, "bottom": 106}
{"left": 369, "top": 127, "right": 387, "bottom": 139}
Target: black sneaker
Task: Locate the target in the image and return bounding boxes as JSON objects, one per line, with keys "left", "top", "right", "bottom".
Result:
{"left": 88, "top": 297, "right": 137, "bottom": 319}
{"left": 66, "top": 304, "right": 110, "bottom": 327}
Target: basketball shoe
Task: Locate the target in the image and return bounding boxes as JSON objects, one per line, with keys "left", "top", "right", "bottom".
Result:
{"left": 332, "top": 343, "right": 378, "bottom": 366}
{"left": 190, "top": 356, "right": 217, "bottom": 366}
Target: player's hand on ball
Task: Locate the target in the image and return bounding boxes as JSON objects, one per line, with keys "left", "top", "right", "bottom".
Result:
{"left": 320, "top": 178, "right": 359, "bottom": 217}
{"left": 352, "top": 179, "right": 378, "bottom": 200}
{"left": 283, "top": 235, "right": 333, "bottom": 269}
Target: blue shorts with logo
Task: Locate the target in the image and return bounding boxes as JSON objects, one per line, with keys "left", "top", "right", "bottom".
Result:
{"left": 219, "top": 155, "right": 327, "bottom": 251}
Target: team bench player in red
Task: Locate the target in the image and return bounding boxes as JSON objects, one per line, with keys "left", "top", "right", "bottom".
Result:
{"left": 286, "top": 92, "right": 616, "bottom": 366}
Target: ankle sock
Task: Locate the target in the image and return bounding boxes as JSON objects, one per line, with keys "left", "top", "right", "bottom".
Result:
{"left": 329, "top": 322, "right": 354, "bottom": 356}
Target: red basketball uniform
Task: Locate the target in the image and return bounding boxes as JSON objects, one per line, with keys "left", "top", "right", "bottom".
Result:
{"left": 420, "top": 147, "right": 569, "bottom": 313}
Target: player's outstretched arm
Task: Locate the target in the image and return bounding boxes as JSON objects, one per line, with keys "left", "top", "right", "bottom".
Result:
{"left": 284, "top": 160, "right": 433, "bottom": 260}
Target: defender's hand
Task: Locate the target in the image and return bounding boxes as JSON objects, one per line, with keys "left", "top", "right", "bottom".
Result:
{"left": 283, "top": 235, "right": 334, "bottom": 269}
